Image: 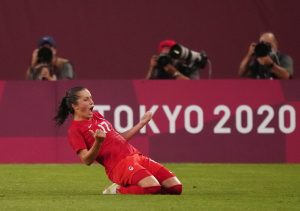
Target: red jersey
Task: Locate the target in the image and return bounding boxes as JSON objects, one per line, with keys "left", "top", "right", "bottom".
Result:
{"left": 68, "top": 112, "right": 140, "bottom": 175}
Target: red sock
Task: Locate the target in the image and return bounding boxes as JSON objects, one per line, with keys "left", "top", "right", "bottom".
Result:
{"left": 161, "top": 184, "right": 182, "bottom": 195}
{"left": 154, "top": 167, "right": 175, "bottom": 183}
{"left": 118, "top": 185, "right": 161, "bottom": 194}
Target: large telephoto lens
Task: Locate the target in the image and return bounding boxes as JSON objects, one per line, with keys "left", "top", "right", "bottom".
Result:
{"left": 169, "top": 44, "right": 190, "bottom": 60}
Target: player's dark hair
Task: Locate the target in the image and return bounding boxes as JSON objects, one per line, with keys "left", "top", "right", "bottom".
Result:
{"left": 54, "top": 86, "right": 86, "bottom": 126}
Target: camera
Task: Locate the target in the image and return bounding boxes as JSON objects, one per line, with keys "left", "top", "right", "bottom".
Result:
{"left": 169, "top": 44, "right": 208, "bottom": 69}
{"left": 254, "top": 41, "right": 272, "bottom": 57}
{"left": 156, "top": 43, "right": 208, "bottom": 69}
{"left": 31, "top": 47, "right": 55, "bottom": 80}
{"left": 157, "top": 53, "right": 172, "bottom": 67}
{"left": 37, "top": 47, "right": 53, "bottom": 64}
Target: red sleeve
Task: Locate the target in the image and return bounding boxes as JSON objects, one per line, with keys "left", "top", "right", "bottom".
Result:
{"left": 68, "top": 127, "right": 87, "bottom": 154}
{"left": 93, "top": 111, "right": 103, "bottom": 118}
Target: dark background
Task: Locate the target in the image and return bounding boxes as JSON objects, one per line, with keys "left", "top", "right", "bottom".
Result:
{"left": 0, "top": 0, "right": 299, "bottom": 80}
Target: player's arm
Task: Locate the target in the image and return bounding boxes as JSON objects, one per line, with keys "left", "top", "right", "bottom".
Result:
{"left": 120, "top": 111, "right": 152, "bottom": 141}
{"left": 78, "top": 129, "right": 106, "bottom": 165}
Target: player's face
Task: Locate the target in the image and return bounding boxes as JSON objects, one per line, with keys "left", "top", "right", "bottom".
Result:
{"left": 72, "top": 89, "right": 94, "bottom": 120}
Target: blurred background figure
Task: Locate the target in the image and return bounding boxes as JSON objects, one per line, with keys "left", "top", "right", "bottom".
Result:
{"left": 239, "top": 32, "right": 293, "bottom": 79}
{"left": 146, "top": 40, "right": 208, "bottom": 80}
{"left": 26, "top": 35, "right": 75, "bottom": 80}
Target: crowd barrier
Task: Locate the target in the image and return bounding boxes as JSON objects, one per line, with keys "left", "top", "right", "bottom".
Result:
{"left": 0, "top": 80, "right": 299, "bottom": 163}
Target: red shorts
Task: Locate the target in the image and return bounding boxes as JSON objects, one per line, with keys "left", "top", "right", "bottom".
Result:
{"left": 108, "top": 154, "right": 173, "bottom": 186}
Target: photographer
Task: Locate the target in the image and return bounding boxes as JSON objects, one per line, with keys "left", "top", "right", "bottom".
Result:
{"left": 26, "top": 36, "right": 75, "bottom": 80}
{"left": 239, "top": 32, "right": 293, "bottom": 79}
{"left": 146, "top": 40, "right": 207, "bottom": 80}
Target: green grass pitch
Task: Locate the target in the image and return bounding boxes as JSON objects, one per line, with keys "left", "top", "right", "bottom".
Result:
{"left": 0, "top": 164, "right": 299, "bottom": 210}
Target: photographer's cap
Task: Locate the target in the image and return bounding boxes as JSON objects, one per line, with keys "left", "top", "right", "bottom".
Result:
{"left": 38, "top": 36, "right": 56, "bottom": 47}
{"left": 158, "top": 39, "right": 176, "bottom": 53}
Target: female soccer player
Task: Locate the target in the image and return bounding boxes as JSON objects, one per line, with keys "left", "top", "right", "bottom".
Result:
{"left": 54, "top": 86, "right": 182, "bottom": 194}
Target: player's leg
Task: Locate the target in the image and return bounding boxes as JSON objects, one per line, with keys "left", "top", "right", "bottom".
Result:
{"left": 106, "top": 154, "right": 161, "bottom": 194}
{"left": 117, "top": 169, "right": 161, "bottom": 194}
{"left": 141, "top": 156, "right": 183, "bottom": 194}
{"left": 155, "top": 166, "right": 182, "bottom": 194}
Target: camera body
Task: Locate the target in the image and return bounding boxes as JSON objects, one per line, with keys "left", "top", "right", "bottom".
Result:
{"left": 157, "top": 53, "right": 173, "bottom": 67}
{"left": 254, "top": 41, "right": 272, "bottom": 58}
{"left": 156, "top": 43, "right": 208, "bottom": 70}
{"left": 169, "top": 44, "right": 208, "bottom": 69}
{"left": 253, "top": 41, "right": 278, "bottom": 66}
{"left": 251, "top": 41, "right": 279, "bottom": 79}
{"left": 37, "top": 47, "right": 53, "bottom": 64}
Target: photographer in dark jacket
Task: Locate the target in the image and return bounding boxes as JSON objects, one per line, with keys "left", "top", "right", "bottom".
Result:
{"left": 26, "top": 36, "right": 75, "bottom": 80}
{"left": 146, "top": 40, "right": 207, "bottom": 80}
{"left": 239, "top": 32, "right": 293, "bottom": 79}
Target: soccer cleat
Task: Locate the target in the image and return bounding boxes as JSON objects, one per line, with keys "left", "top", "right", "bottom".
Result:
{"left": 102, "top": 183, "right": 120, "bottom": 194}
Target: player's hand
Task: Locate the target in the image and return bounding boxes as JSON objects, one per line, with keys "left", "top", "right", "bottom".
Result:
{"left": 140, "top": 111, "right": 152, "bottom": 125}
{"left": 89, "top": 129, "right": 106, "bottom": 143}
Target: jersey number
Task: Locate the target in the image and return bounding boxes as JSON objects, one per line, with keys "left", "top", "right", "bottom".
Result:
{"left": 98, "top": 122, "right": 111, "bottom": 133}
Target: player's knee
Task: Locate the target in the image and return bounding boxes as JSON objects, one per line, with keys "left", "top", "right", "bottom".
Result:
{"left": 144, "top": 185, "right": 161, "bottom": 194}
{"left": 167, "top": 184, "right": 183, "bottom": 195}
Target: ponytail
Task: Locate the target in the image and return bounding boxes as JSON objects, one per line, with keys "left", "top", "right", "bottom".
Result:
{"left": 54, "top": 96, "right": 70, "bottom": 126}
{"left": 54, "top": 86, "right": 86, "bottom": 126}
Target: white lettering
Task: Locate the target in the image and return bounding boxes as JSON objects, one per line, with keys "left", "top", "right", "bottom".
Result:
{"left": 279, "top": 105, "right": 296, "bottom": 134}
{"left": 114, "top": 105, "right": 133, "bottom": 132}
{"left": 236, "top": 105, "right": 253, "bottom": 134}
{"left": 214, "top": 105, "right": 231, "bottom": 134}
{"left": 257, "top": 105, "right": 275, "bottom": 134}
{"left": 184, "top": 105, "right": 204, "bottom": 134}
{"left": 162, "top": 105, "right": 182, "bottom": 134}
{"left": 93, "top": 104, "right": 297, "bottom": 135}
{"left": 140, "top": 105, "right": 160, "bottom": 134}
